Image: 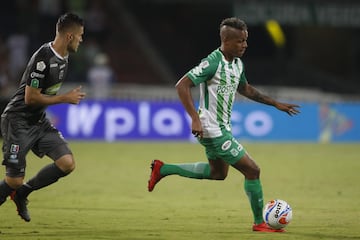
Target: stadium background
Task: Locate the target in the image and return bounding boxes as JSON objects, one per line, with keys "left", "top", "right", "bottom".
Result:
{"left": 0, "top": 0, "right": 359, "bottom": 142}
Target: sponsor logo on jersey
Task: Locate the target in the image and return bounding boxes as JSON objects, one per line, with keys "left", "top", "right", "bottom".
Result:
{"left": 36, "top": 61, "right": 46, "bottom": 71}
{"left": 217, "top": 83, "right": 237, "bottom": 96}
{"left": 30, "top": 72, "right": 45, "bottom": 79}
{"left": 45, "top": 82, "right": 62, "bottom": 95}
{"left": 30, "top": 79, "right": 40, "bottom": 88}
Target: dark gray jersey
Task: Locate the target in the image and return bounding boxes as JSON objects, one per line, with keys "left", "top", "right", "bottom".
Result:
{"left": 2, "top": 42, "right": 68, "bottom": 122}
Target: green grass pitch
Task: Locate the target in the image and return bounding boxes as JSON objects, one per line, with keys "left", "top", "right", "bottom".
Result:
{"left": 0, "top": 142, "right": 359, "bottom": 240}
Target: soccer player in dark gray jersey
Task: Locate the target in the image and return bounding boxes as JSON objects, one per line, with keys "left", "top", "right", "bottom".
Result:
{"left": 0, "top": 13, "right": 85, "bottom": 222}
{"left": 3, "top": 43, "right": 69, "bottom": 122}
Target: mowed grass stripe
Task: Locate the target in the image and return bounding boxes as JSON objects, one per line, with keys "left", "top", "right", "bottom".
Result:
{"left": 0, "top": 142, "right": 359, "bottom": 240}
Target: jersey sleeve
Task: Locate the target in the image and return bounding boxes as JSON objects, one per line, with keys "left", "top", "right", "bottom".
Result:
{"left": 26, "top": 51, "right": 48, "bottom": 89}
{"left": 186, "top": 54, "right": 218, "bottom": 86}
{"left": 238, "top": 60, "right": 248, "bottom": 86}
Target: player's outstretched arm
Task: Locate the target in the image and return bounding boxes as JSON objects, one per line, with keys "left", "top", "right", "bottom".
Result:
{"left": 237, "top": 82, "right": 300, "bottom": 116}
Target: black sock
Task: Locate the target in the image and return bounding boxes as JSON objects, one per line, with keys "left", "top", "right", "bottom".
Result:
{"left": 0, "top": 180, "right": 14, "bottom": 201}
{"left": 17, "top": 163, "right": 67, "bottom": 198}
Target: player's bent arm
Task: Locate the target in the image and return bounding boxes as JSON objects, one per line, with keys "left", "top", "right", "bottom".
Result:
{"left": 25, "top": 86, "right": 66, "bottom": 106}
{"left": 175, "top": 76, "right": 199, "bottom": 119}
{"left": 25, "top": 85, "right": 85, "bottom": 106}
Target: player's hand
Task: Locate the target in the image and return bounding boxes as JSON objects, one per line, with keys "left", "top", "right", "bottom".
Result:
{"left": 66, "top": 85, "right": 86, "bottom": 104}
{"left": 275, "top": 102, "right": 300, "bottom": 116}
{"left": 191, "top": 118, "right": 203, "bottom": 139}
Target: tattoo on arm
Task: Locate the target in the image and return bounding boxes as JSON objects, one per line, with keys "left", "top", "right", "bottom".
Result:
{"left": 239, "top": 84, "right": 276, "bottom": 106}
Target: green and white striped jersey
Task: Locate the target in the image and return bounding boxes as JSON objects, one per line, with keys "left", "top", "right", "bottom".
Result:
{"left": 187, "top": 48, "right": 247, "bottom": 138}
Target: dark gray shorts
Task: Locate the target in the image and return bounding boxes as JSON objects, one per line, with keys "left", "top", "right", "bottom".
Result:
{"left": 1, "top": 115, "right": 72, "bottom": 172}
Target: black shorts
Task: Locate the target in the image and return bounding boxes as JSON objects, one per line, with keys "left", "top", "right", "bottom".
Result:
{"left": 1, "top": 115, "right": 72, "bottom": 170}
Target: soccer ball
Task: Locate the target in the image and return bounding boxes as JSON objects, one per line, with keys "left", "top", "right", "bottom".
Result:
{"left": 263, "top": 199, "right": 292, "bottom": 229}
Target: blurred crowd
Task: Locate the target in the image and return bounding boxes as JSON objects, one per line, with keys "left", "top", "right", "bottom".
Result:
{"left": 1, "top": 0, "right": 359, "bottom": 98}
{"left": 0, "top": 0, "right": 115, "bottom": 99}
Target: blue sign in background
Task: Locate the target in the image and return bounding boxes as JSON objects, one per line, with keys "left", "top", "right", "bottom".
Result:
{"left": 46, "top": 100, "right": 359, "bottom": 142}
{"left": 230, "top": 103, "right": 319, "bottom": 141}
{"left": 47, "top": 100, "right": 191, "bottom": 141}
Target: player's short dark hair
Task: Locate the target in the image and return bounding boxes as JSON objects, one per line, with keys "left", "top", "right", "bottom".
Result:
{"left": 220, "top": 17, "right": 247, "bottom": 31}
{"left": 57, "top": 13, "right": 84, "bottom": 33}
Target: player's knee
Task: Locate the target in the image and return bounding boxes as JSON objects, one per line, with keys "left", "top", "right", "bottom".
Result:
{"left": 55, "top": 155, "right": 75, "bottom": 174}
{"left": 246, "top": 166, "right": 260, "bottom": 179}
{"left": 66, "top": 161, "right": 76, "bottom": 174}
{"left": 254, "top": 165, "right": 260, "bottom": 174}
{"left": 211, "top": 171, "right": 228, "bottom": 180}
{"left": 63, "top": 159, "right": 75, "bottom": 174}
{"left": 5, "top": 177, "right": 24, "bottom": 189}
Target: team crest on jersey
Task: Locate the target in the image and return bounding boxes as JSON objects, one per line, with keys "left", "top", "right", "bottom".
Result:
{"left": 36, "top": 61, "right": 46, "bottom": 72}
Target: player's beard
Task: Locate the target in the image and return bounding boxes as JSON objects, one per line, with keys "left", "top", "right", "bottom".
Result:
{"left": 67, "top": 45, "right": 76, "bottom": 53}
{"left": 67, "top": 40, "right": 79, "bottom": 53}
{"left": 237, "top": 48, "right": 245, "bottom": 57}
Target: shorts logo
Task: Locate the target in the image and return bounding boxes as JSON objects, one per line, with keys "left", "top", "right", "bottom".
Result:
{"left": 36, "top": 61, "right": 46, "bottom": 71}
{"left": 10, "top": 144, "right": 19, "bottom": 153}
{"left": 9, "top": 154, "right": 18, "bottom": 164}
{"left": 230, "top": 148, "right": 239, "bottom": 157}
{"left": 221, "top": 140, "right": 232, "bottom": 151}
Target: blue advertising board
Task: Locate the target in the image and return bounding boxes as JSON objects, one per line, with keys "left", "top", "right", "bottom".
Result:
{"left": 47, "top": 100, "right": 191, "bottom": 141}
{"left": 46, "top": 100, "right": 360, "bottom": 142}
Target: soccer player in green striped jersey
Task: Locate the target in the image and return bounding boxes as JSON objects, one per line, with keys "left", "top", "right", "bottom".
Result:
{"left": 148, "top": 17, "right": 300, "bottom": 232}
